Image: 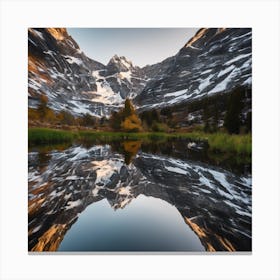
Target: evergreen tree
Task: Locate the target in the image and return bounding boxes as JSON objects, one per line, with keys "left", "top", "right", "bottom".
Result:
{"left": 78, "top": 113, "right": 96, "bottom": 127}
{"left": 160, "top": 107, "right": 172, "bottom": 118}
{"left": 212, "top": 99, "right": 219, "bottom": 132}
{"left": 37, "top": 95, "right": 48, "bottom": 121}
{"left": 57, "top": 110, "right": 75, "bottom": 125}
{"left": 224, "top": 88, "right": 243, "bottom": 134}
{"left": 109, "top": 111, "right": 122, "bottom": 130}
{"left": 123, "top": 99, "right": 135, "bottom": 118}
{"left": 99, "top": 116, "right": 107, "bottom": 126}
{"left": 140, "top": 109, "right": 160, "bottom": 128}
{"left": 203, "top": 98, "right": 211, "bottom": 132}
{"left": 36, "top": 95, "right": 57, "bottom": 123}
{"left": 244, "top": 111, "right": 252, "bottom": 133}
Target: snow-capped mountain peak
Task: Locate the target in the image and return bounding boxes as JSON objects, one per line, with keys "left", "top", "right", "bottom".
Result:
{"left": 107, "top": 54, "right": 134, "bottom": 74}
{"left": 28, "top": 28, "right": 252, "bottom": 118}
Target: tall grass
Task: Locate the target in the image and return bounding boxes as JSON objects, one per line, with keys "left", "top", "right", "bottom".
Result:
{"left": 28, "top": 128, "right": 76, "bottom": 145}
{"left": 173, "top": 132, "right": 251, "bottom": 155}
{"left": 206, "top": 133, "right": 252, "bottom": 155}
{"left": 28, "top": 128, "right": 251, "bottom": 156}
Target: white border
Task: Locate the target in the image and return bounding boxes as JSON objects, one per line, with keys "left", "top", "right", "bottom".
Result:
{"left": 1, "top": 0, "right": 280, "bottom": 279}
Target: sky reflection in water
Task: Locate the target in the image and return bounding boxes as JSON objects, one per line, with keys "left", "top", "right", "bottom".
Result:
{"left": 58, "top": 195, "right": 204, "bottom": 251}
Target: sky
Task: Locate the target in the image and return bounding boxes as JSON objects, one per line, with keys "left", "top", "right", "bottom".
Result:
{"left": 67, "top": 28, "right": 199, "bottom": 67}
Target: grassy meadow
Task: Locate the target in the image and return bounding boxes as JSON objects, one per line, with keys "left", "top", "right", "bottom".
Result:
{"left": 28, "top": 127, "right": 251, "bottom": 157}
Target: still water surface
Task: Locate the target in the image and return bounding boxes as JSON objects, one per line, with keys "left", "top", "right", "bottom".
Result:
{"left": 28, "top": 140, "right": 252, "bottom": 252}
{"left": 59, "top": 195, "right": 203, "bottom": 251}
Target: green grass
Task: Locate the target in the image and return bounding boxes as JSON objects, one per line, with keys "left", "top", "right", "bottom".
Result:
{"left": 206, "top": 132, "right": 251, "bottom": 155}
{"left": 28, "top": 128, "right": 251, "bottom": 156}
{"left": 28, "top": 128, "right": 77, "bottom": 145}
{"left": 172, "top": 131, "right": 251, "bottom": 155}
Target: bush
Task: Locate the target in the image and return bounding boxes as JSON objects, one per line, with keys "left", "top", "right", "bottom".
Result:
{"left": 151, "top": 121, "right": 168, "bottom": 132}
{"left": 56, "top": 111, "right": 76, "bottom": 125}
{"left": 77, "top": 113, "right": 97, "bottom": 127}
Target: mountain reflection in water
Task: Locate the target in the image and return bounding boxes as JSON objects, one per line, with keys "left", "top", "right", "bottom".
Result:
{"left": 28, "top": 142, "right": 252, "bottom": 252}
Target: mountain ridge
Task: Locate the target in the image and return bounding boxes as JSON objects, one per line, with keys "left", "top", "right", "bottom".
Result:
{"left": 28, "top": 28, "right": 252, "bottom": 119}
{"left": 135, "top": 28, "right": 252, "bottom": 110}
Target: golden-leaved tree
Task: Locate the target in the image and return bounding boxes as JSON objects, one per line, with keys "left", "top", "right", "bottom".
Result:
{"left": 121, "top": 114, "right": 142, "bottom": 132}
{"left": 109, "top": 99, "right": 143, "bottom": 132}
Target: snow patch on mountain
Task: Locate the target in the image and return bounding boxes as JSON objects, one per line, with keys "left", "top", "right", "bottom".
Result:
{"left": 242, "top": 77, "right": 252, "bottom": 85}
{"left": 91, "top": 81, "right": 123, "bottom": 105}
{"left": 224, "top": 53, "right": 251, "bottom": 66}
{"left": 217, "top": 65, "right": 236, "bottom": 78}
{"left": 63, "top": 55, "right": 83, "bottom": 65}
{"left": 164, "top": 89, "right": 187, "bottom": 98}
{"left": 119, "top": 70, "right": 132, "bottom": 83}
{"left": 198, "top": 74, "right": 215, "bottom": 91}
{"left": 69, "top": 100, "right": 97, "bottom": 116}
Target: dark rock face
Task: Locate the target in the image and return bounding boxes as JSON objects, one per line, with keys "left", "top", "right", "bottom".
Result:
{"left": 134, "top": 28, "right": 252, "bottom": 110}
{"left": 28, "top": 28, "right": 107, "bottom": 116}
{"left": 28, "top": 28, "right": 252, "bottom": 117}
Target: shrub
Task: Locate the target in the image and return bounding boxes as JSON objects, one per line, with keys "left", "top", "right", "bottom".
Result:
{"left": 151, "top": 121, "right": 168, "bottom": 132}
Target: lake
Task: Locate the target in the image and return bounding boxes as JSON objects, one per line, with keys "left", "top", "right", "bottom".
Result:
{"left": 28, "top": 139, "right": 252, "bottom": 252}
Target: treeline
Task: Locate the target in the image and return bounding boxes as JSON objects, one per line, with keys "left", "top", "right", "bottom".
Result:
{"left": 30, "top": 86, "right": 252, "bottom": 135}
{"left": 29, "top": 95, "right": 105, "bottom": 128}
{"left": 224, "top": 87, "right": 251, "bottom": 134}
{"left": 138, "top": 86, "right": 252, "bottom": 134}
{"left": 139, "top": 109, "right": 170, "bottom": 132}
{"left": 109, "top": 99, "right": 170, "bottom": 132}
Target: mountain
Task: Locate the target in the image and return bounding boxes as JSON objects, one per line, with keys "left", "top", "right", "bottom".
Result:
{"left": 134, "top": 28, "right": 252, "bottom": 110}
{"left": 91, "top": 54, "right": 148, "bottom": 104}
{"left": 28, "top": 28, "right": 147, "bottom": 117}
{"left": 28, "top": 28, "right": 252, "bottom": 119}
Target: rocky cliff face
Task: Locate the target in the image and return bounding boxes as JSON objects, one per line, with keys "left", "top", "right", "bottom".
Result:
{"left": 28, "top": 28, "right": 107, "bottom": 116}
{"left": 28, "top": 28, "right": 252, "bottom": 118}
{"left": 134, "top": 28, "right": 252, "bottom": 110}
{"left": 28, "top": 28, "right": 147, "bottom": 117}
{"left": 91, "top": 54, "right": 148, "bottom": 104}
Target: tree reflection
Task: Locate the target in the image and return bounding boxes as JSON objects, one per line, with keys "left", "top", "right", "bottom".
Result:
{"left": 123, "top": 140, "right": 142, "bottom": 164}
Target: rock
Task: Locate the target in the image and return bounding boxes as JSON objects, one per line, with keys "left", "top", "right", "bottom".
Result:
{"left": 106, "top": 172, "right": 120, "bottom": 189}
{"left": 135, "top": 28, "right": 252, "bottom": 110}
{"left": 120, "top": 166, "right": 129, "bottom": 182}
{"left": 187, "top": 142, "right": 197, "bottom": 149}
